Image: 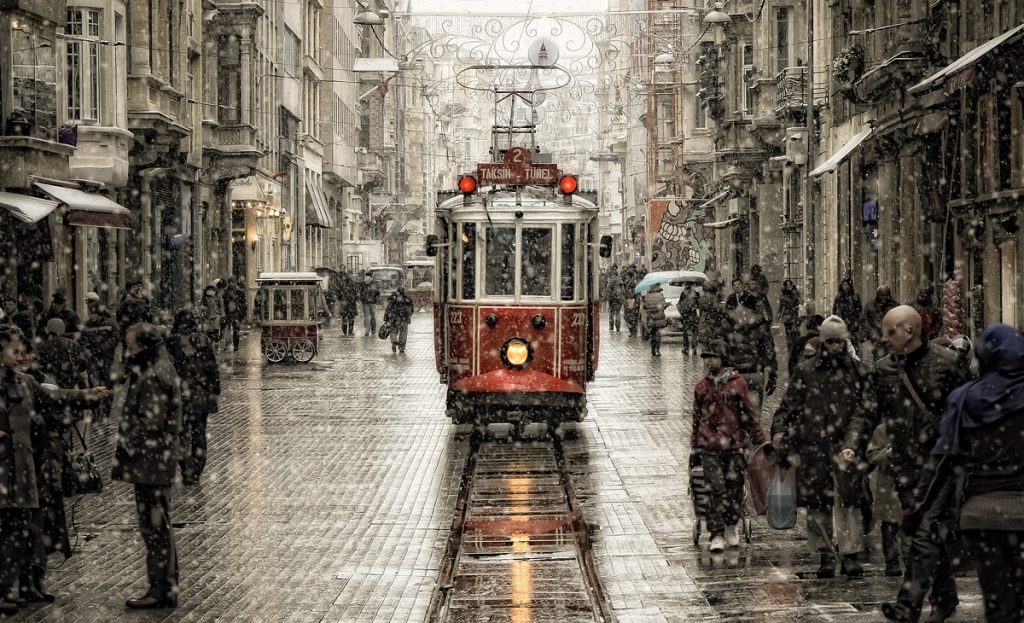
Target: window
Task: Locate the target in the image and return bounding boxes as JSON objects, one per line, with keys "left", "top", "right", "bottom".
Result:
{"left": 560, "top": 224, "right": 577, "bottom": 301}
{"left": 290, "top": 288, "right": 306, "bottom": 319}
{"left": 273, "top": 290, "right": 288, "bottom": 320}
{"left": 284, "top": 28, "right": 301, "bottom": 78}
{"left": 66, "top": 8, "right": 101, "bottom": 121}
{"left": 521, "top": 228, "right": 552, "bottom": 296}
{"left": 742, "top": 42, "right": 755, "bottom": 117}
{"left": 485, "top": 227, "right": 516, "bottom": 297}
{"left": 775, "top": 7, "right": 791, "bottom": 75}
{"left": 217, "top": 35, "right": 241, "bottom": 123}
{"left": 460, "top": 223, "right": 476, "bottom": 299}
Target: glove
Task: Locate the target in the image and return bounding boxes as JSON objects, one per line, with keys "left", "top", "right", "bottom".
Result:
{"left": 765, "top": 374, "right": 777, "bottom": 396}
{"left": 688, "top": 454, "right": 701, "bottom": 469}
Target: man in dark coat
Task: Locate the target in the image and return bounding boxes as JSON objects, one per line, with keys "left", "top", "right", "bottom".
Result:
{"left": 383, "top": 286, "right": 414, "bottom": 353}
{"left": 79, "top": 292, "right": 120, "bottom": 387}
{"left": 621, "top": 267, "right": 641, "bottom": 337}
{"left": 222, "top": 278, "right": 248, "bottom": 351}
{"left": 788, "top": 313, "right": 824, "bottom": 376}
{"left": 832, "top": 278, "right": 863, "bottom": 347}
{"left": 778, "top": 279, "right": 801, "bottom": 353}
{"left": 167, "top": 311, "right": 220, "bottom": 485}
{"left": 40, "top": 293, "right": 80, "bottom": 336}
{"left": 605, "top": 268, "right": 625, "bottom": 332}
{"left": 338, "top": 272, "right": 359, "bottom": 337}
{"left": 840, "top": 306, "right": 970, "bottom": 623}
{"left": 863, "top": 285, "right": 897, "bottom": 362}
{"left": 696, "top": 281, "right": 728, "bottom": 352}
{"left": 642, "top": 283, "right": 669, "bottom": 357}
{"left": 747, "top": 276, "right": 773, "bottom": 323}
{"left": 112, "top": 323, "right": 182, "bottom": 609}
{"left": 677, "top": 284, "right": 699, "bottom": 354}
{"left": 116, "top": 280, "right": 153, "bottom": 345}
{"left": 359, "top": 274, "right": 380, "bottom": 336}
{"left": 0, "top": 326, "right": 108, "bottom": 612}
{"left": 34, "top": 319, "right": 88, "bottom": 390}
{"left": 724, "top": 298, "right": 778, "bottom": 413}
{"left": 772, "top": 316, "right": 876, "bottom": 579}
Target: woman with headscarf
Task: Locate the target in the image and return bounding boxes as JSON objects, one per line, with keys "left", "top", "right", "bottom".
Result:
{"left": 167, "top": 311, "right": 220, "bottom": 485}
{"left": 198, "top": 285, "right": 224, "bottom": 346}
{"left": 831, "top": 278, "right": 862, "bottom": 347}
{"left": 923, "top": 324, "right": 1024, "bottom": 623}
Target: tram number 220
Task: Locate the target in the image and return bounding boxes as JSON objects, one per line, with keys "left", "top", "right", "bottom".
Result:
{"left": 569, "top": 312, "right": 585, "bottom": 327}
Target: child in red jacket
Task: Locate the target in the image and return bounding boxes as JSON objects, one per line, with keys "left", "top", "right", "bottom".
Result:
{"left": 692, "top": 339, "right": 768, "bottom": 552}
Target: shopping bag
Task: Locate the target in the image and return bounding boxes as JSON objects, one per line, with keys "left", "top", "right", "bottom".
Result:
{"left": 377, "top": 323, "right": 391, "bottom": 340}
{"left": 745, "top": 443, "right": 773, "bottom": 516}
{"left": 766, "top": 465, "right": 797, "bottom": 529}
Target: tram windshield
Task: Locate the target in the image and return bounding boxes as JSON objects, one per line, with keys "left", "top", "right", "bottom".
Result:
{"left": 521, "top": 228, "right": 552, "bottom": 297}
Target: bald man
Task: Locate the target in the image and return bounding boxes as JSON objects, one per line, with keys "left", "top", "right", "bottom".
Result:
{"left": 841, "top": 305, "right": 970, "bottom": 623}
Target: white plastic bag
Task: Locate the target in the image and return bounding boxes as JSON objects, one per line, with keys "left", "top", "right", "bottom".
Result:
{"left": 767, "top": 466, "right": 797, "bottom": 529}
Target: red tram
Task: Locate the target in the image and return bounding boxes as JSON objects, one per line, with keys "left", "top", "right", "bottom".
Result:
{"left": 427, "top": 152, "right": 611, "bottom": 425}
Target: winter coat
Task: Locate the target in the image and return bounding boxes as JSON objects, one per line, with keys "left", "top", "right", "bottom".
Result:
{"left": 80, "top": 309, "right": 120, "bottom": 378}
{"left": 697, "top": 291, "right": 728, "bottom": 345}
{"left": 642, "top": 285, "right": 668, "bottom": 329}
{"left": 111, "top": 346, "right": 182, "bottom": 486}
{"left": 384, "top": 292, "right": 414, "bottom": 327}
{"left": 606, "top": 275, "right": 625, "bottom": 303}
{"left": 41, "top": 306, "right": 81, "bottom": 335}
{"left": 35, "top": 334, "right": 89, "bottom": 389}
{"left": 0, "top": 371, "right": 98, "bottom": 509}
{"left": 724, "top": 306, "right": 777, "bottom": 378}
{"left": 915, "top": 304, "right": 941, "bottom": 341}
{"left": 359, "top": 282, "right": 381, "bottom": 305}
{"left": 339, "top": 277, "right": 360, "bottom": 317}
{"left": 848, "top": 341, "right": 969, "bottom": 508}
{"left": 677, "top": 288, "right": 699, "bottom": 323}
{"left": 788, "top": 316, "right": 822, "bottom": 376}
{"left": 779, "top": 290, "right": 800, "bottom": 332}
{"left": 863, "top": 296, "right": 897, "bottom": 343}
{"left": 692, "top": 369, "right": 767, "bottom": 455}
{"left": 223, "top": 284, "right": 248, "bottom": 321}
{"left": 831, "top": 284, "right": 862, "bottom": 342}
{"left": 866, "top": 424, "right": 901, "bottom": 523}
{"left": 771, "top": 351, "right": 876, "bottom": 509}
{"left": 199, "top": 294, "right": 224, "bottom": 333}
{"left": 116, "top": 295, "right": 153, "bottom": 334}
{"left": 167, "top": 332, "right": 221, "bottom": 417}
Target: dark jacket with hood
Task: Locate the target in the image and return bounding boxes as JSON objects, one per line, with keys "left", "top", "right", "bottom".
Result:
{"left": 111, "top": 326, "right": 182, "bottom": 486}
{"left": 831, "top": 279, "right": 862, "bottom": 340}
{"left": 642, "top": 284, "right": 669, "bottom": 329}
{"left": 724, "top": 304, "right": 777, "bottom": 381}
{"left": 697, "top": 288, "right": 728, "bottom": 345}
{"left": 692, "top": 368, "right": 767, "bottom": 454}
{"left": 779, "top": 288, "right": 801, "bottom": 332}
{"left": 772, "top": 349, "right": 876, "bottom": 508}
{"left": 384, "top": 289, "right": 414, "bottom": 326}
{"left": 80, "top": 306, "right": 120, "bottom": 377}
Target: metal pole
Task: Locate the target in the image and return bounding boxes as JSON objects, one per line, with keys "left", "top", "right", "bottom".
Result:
{"left": 803, "top": 0, "right": 815, "bottom": 302}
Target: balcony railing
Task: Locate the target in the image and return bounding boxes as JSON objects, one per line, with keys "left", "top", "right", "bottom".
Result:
{"left": 775, "top": 67, "right": 807, "bottom": 118}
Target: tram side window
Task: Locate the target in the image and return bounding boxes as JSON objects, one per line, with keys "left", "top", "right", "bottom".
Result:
{"left": 521, "top": 227, "right": 552, "bottom": 297}
{"left": 273, "top": 290, "right": 288, "bottom": 320}
{"left": 460, "top": 223, "right": 476, "bottom": 299}
{"left": 561, "top": 224, "right": 576, "bottom": 300}
{"left": 485, "top": 226, "right": 516, "bottom": 297}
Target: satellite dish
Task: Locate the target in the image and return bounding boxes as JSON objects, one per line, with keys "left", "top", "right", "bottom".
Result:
{"left": 528, "top": 38, "right": 560, "bottom": 67}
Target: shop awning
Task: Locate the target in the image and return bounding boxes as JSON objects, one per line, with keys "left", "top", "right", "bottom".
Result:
{"left": 229, "top": 176, "right": 268, "bottom": 203}
{"left": 34, "top": 182, "right": 132, "bottom": 229}
{"left": 699, "top": 191, "right": 730, "bottom": 209}
{"left": 809, "top": 128, "right": 873, "bottom": 177}
{"left": 702, "top": 217, "right": 742, "bottom": 229}
{"left": 0, "top": 192, "right": 59, "bottom": 223}
{"left": 909, "top": 24, "right": 1024, "bottom": 95}
{"left": 305, "top": 180, "right": 334, "bottom": 228}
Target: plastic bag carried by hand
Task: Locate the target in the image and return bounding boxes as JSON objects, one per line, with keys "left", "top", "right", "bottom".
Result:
{"left": 766, "top": 465, "right": 797, "bottom": 529}
{"left": 746, "top": 443, "right": 773, "bottom": 516}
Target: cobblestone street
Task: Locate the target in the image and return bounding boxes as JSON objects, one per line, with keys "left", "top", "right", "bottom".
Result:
{"left": 8, "top": 314, "right": 983, "bottom": 622}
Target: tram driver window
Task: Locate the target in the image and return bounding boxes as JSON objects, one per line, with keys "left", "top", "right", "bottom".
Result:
{"left": 561, "top": 224, "right": 576, "bottom": 300}
{"left": 521, "top": 227, "right": 552, "bottom": 297}
{"left": 485, "top": 226, "right": 516, "bottom": 296}
{"left": 460, "top": 223, "right": 476, "bottom": 299}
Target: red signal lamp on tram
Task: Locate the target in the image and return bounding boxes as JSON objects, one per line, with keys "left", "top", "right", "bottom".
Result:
{"left": 559, "top": 175, "right": 578, "bottom": 195}
{"left": 458, "top": 175, "right": 478, "bottom": 196}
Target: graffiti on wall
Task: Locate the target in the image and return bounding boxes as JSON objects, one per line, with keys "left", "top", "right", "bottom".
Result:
{"left": 647, "top": 199, "right": 715, "bottom": 273}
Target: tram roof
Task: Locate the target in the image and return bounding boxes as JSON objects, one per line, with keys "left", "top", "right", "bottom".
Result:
{"left": 437, "top": 185, "right": 598, "bottom": 219}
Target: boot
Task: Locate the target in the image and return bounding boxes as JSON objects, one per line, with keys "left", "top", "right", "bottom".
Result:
{"left": 0, "top": 598, "right": 17, "bottom": 615}
{"left": 817, "top": 553, "right": 836, "bottom": 579}
{"left": 922, "top": 604, "right": 957, "bottom": 623}
{"left": 840, "top": 553, "right": 864, "bottom": 578}
{"left": 881, "top": 521, "right": 902, "bottom": 576}
{"left": 21, "top": 567, "right": 54, "bottom": 603}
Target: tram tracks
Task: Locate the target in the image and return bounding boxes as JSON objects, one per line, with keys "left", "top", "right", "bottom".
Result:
{"left": 429, "top": 428, "right": 614, "bottom": 622}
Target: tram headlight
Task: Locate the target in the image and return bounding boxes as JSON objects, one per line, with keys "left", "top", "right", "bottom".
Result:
{"left": 501, "top": 338, "right": 533, "bottom": 369}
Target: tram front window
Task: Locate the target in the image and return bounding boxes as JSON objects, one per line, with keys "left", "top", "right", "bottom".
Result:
{"left": 485, "top": 226, "right": 516, "bottom": 296}
{"left": 521, "top": 227, "right": 552, "bottom": 297}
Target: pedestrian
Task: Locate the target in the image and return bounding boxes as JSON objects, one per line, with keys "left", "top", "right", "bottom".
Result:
{"left": 33, "top": 319, "right": 89, "bottom": 390}
{"left": 166, "top": 310, "right": 220, "bottom": 486}
{"left": 222, "top": 277, "right": 248, "bottom": 352}
{"left": 832, "top": 278, "right": 863, "bottom": 347}
{"left": 778, "top": 279, "right": 801, "bottom": 353}
{"left": 696, "top": 280, "right": 728, "bottom": 353}
{"left": 0, "top": 326, "right": 109, "bottom": 613}
{"left": 116, "top": 280, "right": 153, "bottom": 345}
{"left": 40, "top": 292, "right": 81, "bottom": 336}
{"left": 771, "top": 315, "right": 876, "bottom": 579}
{"left": 79, "top": 292, "right": 120, "bottom": 388}
{"left": 913, "top": 286, "right": 942, "bottom": 341}
{"left": 691, "top": 339, "right": 768, "bottom": 553}
{"left": 338, "top": 272, "right": 359, "bottom": 337}
{"left": 677, "top": 283, "right": 699, "bottom": 354}
{"left": 606, "top": 268, "right": 625, "bottom": 332}
{"left": 198, "top": 285, "right": 224, "bottom": 346}
{"left": 725, "top": 278, "right": 748, "bottom": 310}
{"left": 112, "top": 322, "right": 182, "bottom": 609}
{"left": 359, "top": 274, "right": 380, "bottom": 336}
{"left": 723, "top": 296, "right": 778, "bottom": 413}
{"left": 383, "top": 286, "right": 414, "bottom": 354}
{"left": 838, "top": 306, "right": 970, "bottom": 623}
{"left": 747, "top": 276, "right": 774, "bottom": 323}
{"left": 927, "top": 323, "right": 1024, "bottom": 623}
{"left": 9, "top": 298, "right": 37, "bottom": 343}
{"left": 642, "top": 282, "right": 669, "bottom": 357}
{"left": 622, "top": 267, "right": 641, "bottom": 337}
{"left": 867, "top": 423, "right": 904, "bottom": 577}
{"left": 789, "top": 313, "right": 824, "bottom": 376}
{"left": 864, "top": 285, "right": 898, "bottom": 362}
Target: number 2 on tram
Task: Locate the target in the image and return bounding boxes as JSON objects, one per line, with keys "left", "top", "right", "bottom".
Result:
{"left": 427, "top": 173, "right": 611, "bottom": 425}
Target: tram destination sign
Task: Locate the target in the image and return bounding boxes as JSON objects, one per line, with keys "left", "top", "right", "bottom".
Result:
{"left": 476, "top": 147, "right": 559, "bottom": 186}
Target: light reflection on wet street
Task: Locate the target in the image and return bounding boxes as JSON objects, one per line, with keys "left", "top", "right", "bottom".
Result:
{"left": 9, "top": 315, "right": 984, "bottom": 622}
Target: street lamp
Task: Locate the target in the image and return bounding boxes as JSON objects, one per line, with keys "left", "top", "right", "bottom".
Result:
{"left": 702, "top": 3, "right": 733, "bottom": 28}
{"left": 353, "top": 10, "right": 384, "bottom": 26}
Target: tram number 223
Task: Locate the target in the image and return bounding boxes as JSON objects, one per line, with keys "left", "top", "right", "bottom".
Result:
{"left": 449, "top": 310, "right": 465, "bottom": 326}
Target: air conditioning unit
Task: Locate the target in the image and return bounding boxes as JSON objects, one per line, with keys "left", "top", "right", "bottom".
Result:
{"left": 727, "top": 198, "right": 749, "bottom": 217}
{"left": 785, "top": 127, "right": 807, "bottom": 165}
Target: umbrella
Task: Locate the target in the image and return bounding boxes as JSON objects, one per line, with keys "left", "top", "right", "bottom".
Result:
{"left": 634, "top": 275, "right": 669, "bottom": 295}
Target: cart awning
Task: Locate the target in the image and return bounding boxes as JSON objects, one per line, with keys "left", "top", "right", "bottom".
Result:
{"left": 810, "top": 128, "right": 873, "bottom": 177}
{"left": 34, "top": 182, "right": 132, "bottom": 229}
{"left": 0, "top": 191, "right": 59, "bottom": 223}
{"left": 305, "top": 180, "right": 334, "bottom": 228}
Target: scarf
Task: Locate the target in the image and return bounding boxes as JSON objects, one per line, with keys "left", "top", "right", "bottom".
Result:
{"left": 933, "top": 324, "right": 1024, "bottom": 455}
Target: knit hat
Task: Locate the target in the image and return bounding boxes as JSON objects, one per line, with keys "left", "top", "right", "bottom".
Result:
{"left": 701, "top": 339, "right": 729, "bottom": 362}
{"left": 45, "top": 318, "right": 65, "bottom": 336}
{"left": 84, "top": 291, "right": 101, "bottom": 302}
{"left": 819, "top": 315, "right": 849, "bottom": 341}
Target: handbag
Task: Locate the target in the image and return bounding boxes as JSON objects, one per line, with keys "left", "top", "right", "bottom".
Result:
{"left": 766, "top": 465, "right": 797, "bottom": 529}
{"left": 62, "top": 423, "right": 103, "bottom": 496}
{"left": 377, "top": 323, "right": 391, "bottom": 340}
{"left": 745, "top": 442, "right": 773, "bottom": 516}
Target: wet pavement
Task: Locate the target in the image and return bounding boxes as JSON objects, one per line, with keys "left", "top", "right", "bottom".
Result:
{"left": 8, "top": 315, "right": 984, "bottom": 622}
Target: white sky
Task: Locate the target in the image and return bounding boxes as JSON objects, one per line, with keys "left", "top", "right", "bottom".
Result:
{"left": 408, "top": 0, "right": 609, "bottom": 14}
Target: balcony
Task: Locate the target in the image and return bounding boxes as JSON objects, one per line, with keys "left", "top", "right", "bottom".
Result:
{"left": 0, "top": 135, "right": 73, "bottom": 189}
{"left": 774, "top": 67, "right": 807, "bottom": 121}
{"left": 202, "top": 123, "right": 264, "bottom": 178}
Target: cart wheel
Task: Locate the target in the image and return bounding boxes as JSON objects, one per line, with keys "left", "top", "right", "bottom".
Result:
{"left": 692, "top": 520, "right": 700, "bottom": 545}
{"left": 264, "top": 339, "right": 287, "bottom": 363}
{"left": 744, "top": 518, "right": 753, "bottom": 543}
{"left": 291, "top": 338, "right": 316, "bottom": 363}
